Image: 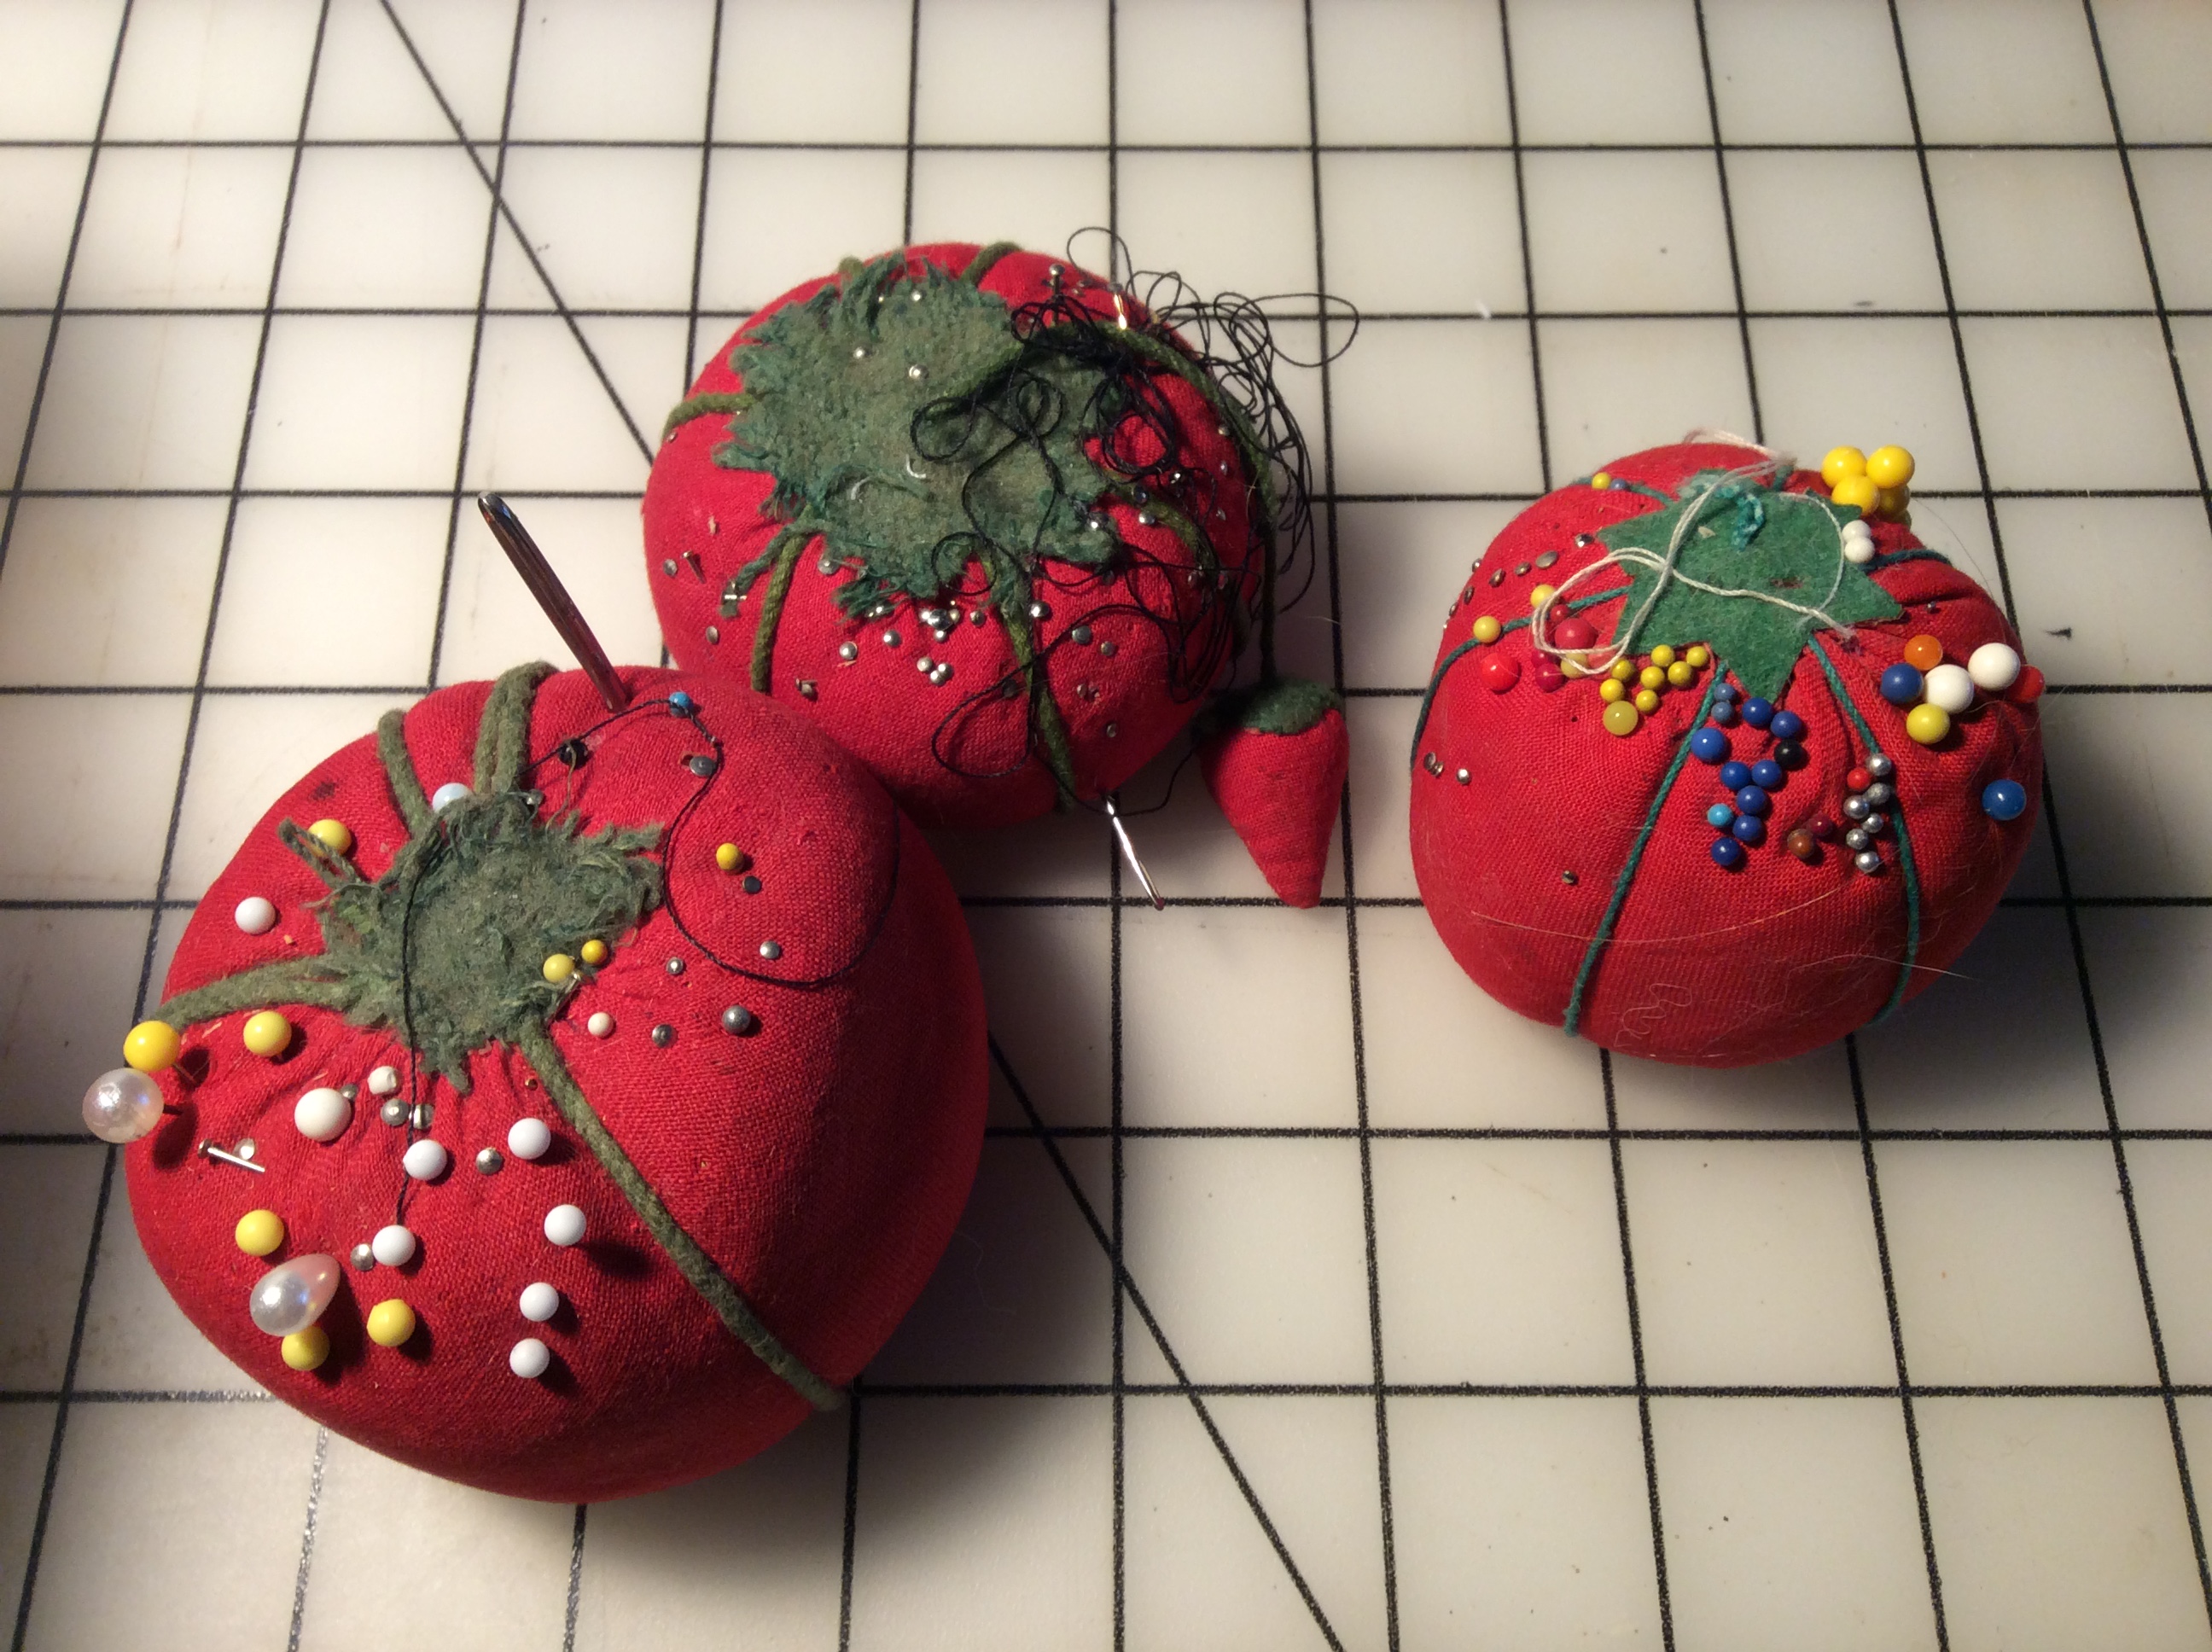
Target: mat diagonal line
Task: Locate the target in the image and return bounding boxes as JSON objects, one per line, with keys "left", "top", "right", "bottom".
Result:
{"left": 988, "top": 1036, "right": 1347, "bottom": 1652}
{"left": 375, "top": 0, "right": 655, "bottom": 465}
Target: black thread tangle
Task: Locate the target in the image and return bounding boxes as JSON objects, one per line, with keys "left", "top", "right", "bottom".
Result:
{"left": 909, "top": 230, "right": 1356, "bottom": 817}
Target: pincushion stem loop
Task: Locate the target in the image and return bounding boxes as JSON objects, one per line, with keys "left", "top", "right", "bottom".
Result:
{"left": 478, "top": 493, "right": 632, "bottom": 714}
{"left": 1104, "top": 796, "right": 1166, "bottom": 911}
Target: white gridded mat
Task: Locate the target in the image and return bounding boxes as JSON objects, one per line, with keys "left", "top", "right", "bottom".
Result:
{"left": 3, "top": 0, "right": 2211, "bottom": 1647}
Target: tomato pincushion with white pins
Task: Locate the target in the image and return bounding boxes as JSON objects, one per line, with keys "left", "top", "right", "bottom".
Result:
{"left": 1410, "top": 439, "right": 2043, "bottom": 1068}
{"left": 114, "top": 663, "right": 985, "bottom": 1502}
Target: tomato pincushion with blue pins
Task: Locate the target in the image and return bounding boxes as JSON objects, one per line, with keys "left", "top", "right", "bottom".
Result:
{"left": 1410, "top": 438, "right": 2044, "bottom": 1068}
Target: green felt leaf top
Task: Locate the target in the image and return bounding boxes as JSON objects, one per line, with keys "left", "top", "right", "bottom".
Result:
{"left": 716, "top": 252, "right": 1126, "bottom": 619}
{"left": 158, "top": 666, "right": 663, "bottom": 1092}
{"left": 1598, "top": 473, "right": 1901, "bottom": 701}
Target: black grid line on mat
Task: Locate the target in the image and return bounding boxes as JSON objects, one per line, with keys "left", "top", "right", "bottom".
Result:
{"left": 26, "top": 1376, "right": 2212, "bottom": 1405}
{"left": 1688, "top": 0, "right": 1761, "bottom": 449}
{"left": 8, "top": 136, "right": 2212, "bottom": 154}
{"left": 1846, "top": 1034, "right": 1952, "bottom": 1648}
{"left": 13, "top": 303, "right": 2212, "bottom": 323}
{"left": 2077, "top": 0, "right": 2212, "bottom": 534}
{"left": 1304, "top": 0, "right": 1399, "bottom": 1642}
{"left": 9, "top": 0, "right": 336, "bottom": 1643}
{"left": 1882, "top": 0, "right": 2212, "bottom": 1637}
{"left": 1598, "top": 1047, "right": 1675, "bottom": 1648}
{"left": 2, "top": 1, "right": 2210, "bottom": 1647}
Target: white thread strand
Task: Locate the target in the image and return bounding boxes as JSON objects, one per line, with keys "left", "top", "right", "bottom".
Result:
{"left": 1528, "top": 461, "right": 1863, "bottom": 676}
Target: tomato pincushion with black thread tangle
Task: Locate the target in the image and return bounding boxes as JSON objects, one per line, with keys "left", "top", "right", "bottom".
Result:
{"left": 644, "top": 240, "right": 1350, "bottom": 906}
{"left": 118, "top": 664, "right": 986, "bottom": 1502}
{"left": 1410, "top": 439, "right": 2043, "bottom": 1068}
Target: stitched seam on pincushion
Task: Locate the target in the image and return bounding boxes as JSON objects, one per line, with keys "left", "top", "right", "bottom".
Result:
{"left": 1563, "top": 670, "right": 1726, "bottom": 1040}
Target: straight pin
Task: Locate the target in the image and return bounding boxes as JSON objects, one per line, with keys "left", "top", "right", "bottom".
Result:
{"left": 197, "top": 1140, "right": 266, "bottom": 1174}
{"left": 1103, "top": 796, "right": 1165, "bottom": 910}
{"left": 476, "top": 493, "right": 632, "bottom": 713}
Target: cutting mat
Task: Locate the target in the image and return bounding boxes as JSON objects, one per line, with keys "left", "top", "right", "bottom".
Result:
{"left": 4, "top": 1, "right": 2211, "bottom": 1647}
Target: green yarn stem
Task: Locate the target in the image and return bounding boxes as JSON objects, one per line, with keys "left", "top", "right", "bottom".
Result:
{"left": 1407, "top": 637, "right": 1482, "bottom": 766}
{"left": 1809, "top": 637, "right": 1923, "bottom": 1021}
{"left": 661, "top": 391, "right": 754, "bottom": 445}
{"left": 990, "top": 567, "right": 1080, "bottom": 806}
{"left": 1563, "top": 670, "right": 1726, "bottom": 1041}
{"left": 278, "top": 817, "right": 356, "bottom": 890}
{"left": 377, "top": 709, "right": 434, "bottom": 836}
{"left": 159, "top": 962, "right": 362, "bottom": 1032}
{"left": 515, "top": 1022, "right": 841, "bottom": 1411}
{"left": 748, "top": 527, "right": 806, "bottom": 695}
{"left": 473, "top": 660, "right": 555, "bottom": 795}
{"left": 963, "top": 241, "right": 1019, "bottom": 286}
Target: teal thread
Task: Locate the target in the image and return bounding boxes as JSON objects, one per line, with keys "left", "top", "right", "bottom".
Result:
{"left": 1406, "top": 586, "right": 1631, "bottom": 764}
{"left": 1809, "top": 637, "right": 1922, "bottom": 1020}
{"left": 1562, "top": 669, "right": 1725, "bottom": 1041}
{"left": 1408, "top": 637, "right": 1482, "bottom": 765}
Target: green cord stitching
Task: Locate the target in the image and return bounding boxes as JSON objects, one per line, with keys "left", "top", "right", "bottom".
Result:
{"left": 962, "top": 241, "right": 1019, "bottom": 286}
{"left": 1563, "top": 670, "right": 1725, "bottom": 1040}
{"left": 748, "top": 526, "right": 806, "bottom": 694}
{"left": 516, "top": 1022, "right": 841, "bottom": 1411}
{"left": 661, "top": 391, "right": 754, "bottom": 444}
{"left": 1406, "top": 586, "right": 1631, "bottom": 764}
{"left": 1809, "top": 637, "right": 1922, "bottom": 1020}
{"left": 989, "top": 561, "right": 1080, "bottom": 804}
{"left": 377, "top": 709, "right": 434, "bottom": 836}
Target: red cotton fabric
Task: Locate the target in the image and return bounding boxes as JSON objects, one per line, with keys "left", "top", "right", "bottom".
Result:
{"left": 127, "top": 666, "right": 987, "bottom": 1501}
{"left": 1199, "top": 710, "right": 1350, "bottom": 908}
{"left": 642, "top": 242, "right": 1258, "bottom": 829}
{"left": 1410, "top": 442, "right": 2043, "bottom": 1068}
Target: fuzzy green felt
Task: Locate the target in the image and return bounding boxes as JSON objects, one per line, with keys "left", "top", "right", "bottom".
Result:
{"left": 1213, "top": 674, "right": 1342, "bottom": 737}
{"left": 158, "top": 665, "right": 662, "bottom": 1092}
{"left": 714, "top": 252, "right": 1125, "bottom": 621}
{"left": 1599, "top": 475, "right": 1901, "bottom": 701}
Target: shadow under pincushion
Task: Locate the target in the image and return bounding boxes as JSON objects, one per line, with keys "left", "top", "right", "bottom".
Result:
{"left": 126, "top": 664, "right": 987, "bottom": 1501}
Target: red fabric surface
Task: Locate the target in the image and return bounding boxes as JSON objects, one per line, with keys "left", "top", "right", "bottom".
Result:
{"left": 1199, "top": 709, "right": 1349, "bottom": 908}
{"left": 1409, "top": 442, "right": 2043, "bottom": 1067}
{"left": 642, "top": 242, "right": 1256, "bottom": 829}
{"left": 127, "top": 667, "right": 987, "bottom": 1501}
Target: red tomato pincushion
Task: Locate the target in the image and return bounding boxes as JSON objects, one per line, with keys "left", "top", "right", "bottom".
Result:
{"left": 643, "top": 241, "right": 1348, "bottom": 905}
{"left": 120, "top": 663, "right": 985, "bottom": 1501}
{"left": 1410, "top": 439, "right": 2043, "bottom": 1067}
